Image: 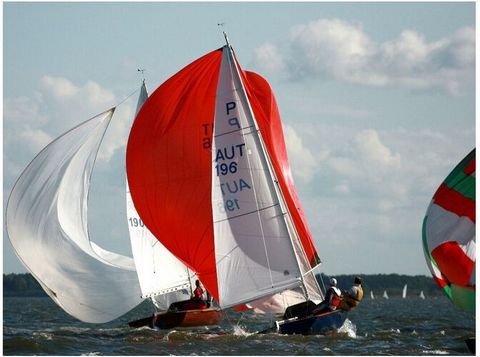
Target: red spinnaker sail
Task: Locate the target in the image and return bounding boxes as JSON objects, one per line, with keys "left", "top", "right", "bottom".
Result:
{"left": 126, "top": 47, "right": 319, "bottom": 301}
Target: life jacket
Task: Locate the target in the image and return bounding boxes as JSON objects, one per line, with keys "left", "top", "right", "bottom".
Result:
{"left": 193, "top": 287, "right": 204, "bottom": 300}
{"left": 329, "top": 286, "right": 342, "bottom": 309}
{"left": 340, "top": 285, "right": 363, "bottom": 311}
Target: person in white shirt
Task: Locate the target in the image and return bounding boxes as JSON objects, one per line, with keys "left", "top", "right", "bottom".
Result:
{"left": 340, "top": 276, "right": 364, "bottom": 311}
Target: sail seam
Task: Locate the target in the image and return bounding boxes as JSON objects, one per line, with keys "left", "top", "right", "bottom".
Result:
{"left": 213, "top": 204, "right": 280, "bottom": 223}
{"left": 214, "top": 125, "right": 255, "bottom": 138}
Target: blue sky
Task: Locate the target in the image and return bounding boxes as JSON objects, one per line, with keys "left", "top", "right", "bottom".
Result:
{"left": 3, "top": 2, "right": 475, "bottom": 276}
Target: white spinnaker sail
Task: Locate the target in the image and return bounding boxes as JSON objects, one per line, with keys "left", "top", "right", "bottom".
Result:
{"left": 127, "top": 82, "right": 192, "bottom": 309}
{"left": 212, "top": 45, "right": 312, "bottom": 309}
{"left": 6, "top": 109, "right": 143, "bottom": 323}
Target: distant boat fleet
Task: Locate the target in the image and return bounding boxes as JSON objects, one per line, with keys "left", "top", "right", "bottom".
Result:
{"left": 368, "top": 287, "right": 427, "bottom": 299}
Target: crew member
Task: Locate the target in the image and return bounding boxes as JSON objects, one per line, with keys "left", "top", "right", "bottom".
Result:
{"left": 192, "top": 279, "right": 204, "bottom": 301}
{"left": 340, "top": 276, "right": 364, "bottom": 311}
{"left": 313, "top": 278, "right": 342, "bottom": 314}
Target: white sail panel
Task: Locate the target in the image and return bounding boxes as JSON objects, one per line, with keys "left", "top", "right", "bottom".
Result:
{"left": 127, "top": 82, "right": 193, "bottom": 303}
{"left": 127, "top": 186, "right": 193, "bottom": 298}
{"left": 247, "top": 289, "right": 308, "bottom": 314}
{"left": 212, "top": 46, "right": 303, "bottom": 308}
{"left": 126, "top": 83, "right": 191, "bottom": 304}
{"left": 6, "top": 109, "right": 143, "bottom": 323}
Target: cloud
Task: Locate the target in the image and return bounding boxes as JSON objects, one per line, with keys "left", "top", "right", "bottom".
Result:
{"left": 253, "top": 43, "right": 286, "bottom": 73}
{"left": 283, "top": 124, "right": 319, "bottom": 183}
{"left": 3, "top": 76, "right": 136, "bottom": 183}
{"left": 252, "top": 19, "right": 474, "bottom": 94}
{"left": 328, "top": 129, "right": 401, "bottom": 186}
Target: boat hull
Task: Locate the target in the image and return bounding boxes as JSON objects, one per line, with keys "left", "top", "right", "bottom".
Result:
{"left": 276, "top": 310, "right": 347, "bottom": 335}
{"left": 128, "top": 308, "right": 223, "bottom": 329}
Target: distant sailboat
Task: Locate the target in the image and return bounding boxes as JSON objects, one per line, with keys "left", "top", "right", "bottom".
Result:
{"left": 419, "top": 291, "right": 425, "bottom": 299}
{"left": 402, "top": 284, "right": 407, "bottom": 299}
{"left": 370, "top": 291, "right": 375, "bottom": 300}
{"left": 383, "top": 290, "right": 389, "bottom": 299}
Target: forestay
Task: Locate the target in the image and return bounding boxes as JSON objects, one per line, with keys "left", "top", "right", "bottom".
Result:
{"left": 6, "top": 109, "right": 143, "bottom": 323}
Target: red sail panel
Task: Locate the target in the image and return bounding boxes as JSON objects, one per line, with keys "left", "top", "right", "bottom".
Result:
{"left": 241, "top": 70, "right": 320, "bottom": 267}
{"left": 126, "top": 49, "right": 223, "bottom": 299}
{"left": 434, "top": 184, "right": 475, "bottom": 223}
{"left": 431, "top": 241, "right": 475, "bottom": 287}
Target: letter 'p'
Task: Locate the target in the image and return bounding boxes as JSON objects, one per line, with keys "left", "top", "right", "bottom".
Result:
{"left": 226, "top": 102, "right": 236, "bottom": 115}
{"left": 228, "top": 117, "right": 240, "bottom": 129}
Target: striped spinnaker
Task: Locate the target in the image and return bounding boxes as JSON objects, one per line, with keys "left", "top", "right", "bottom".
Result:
{"left": 422, "top": 149, "right": 475, "bottom": 312}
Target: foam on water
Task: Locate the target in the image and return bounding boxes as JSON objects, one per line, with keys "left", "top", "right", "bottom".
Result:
{"left": 232, "top": 325, "right": 253, "bottom": 337}
{"left": 338, "top": 318, "right": 357, "bottom": 338}
{"left": 422, "top": 350, "right": 449, "bottom": 355}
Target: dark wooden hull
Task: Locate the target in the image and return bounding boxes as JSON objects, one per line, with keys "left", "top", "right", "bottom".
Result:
{"left": 276, "top": 310, "right": 347, "bottom": 335}
{"left": 128, "top": 308, "right": 223, "bottom": 330}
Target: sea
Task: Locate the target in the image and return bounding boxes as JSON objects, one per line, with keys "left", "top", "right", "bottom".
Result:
{"left": 3, "top": 295, "right": 475, "bottom": 355}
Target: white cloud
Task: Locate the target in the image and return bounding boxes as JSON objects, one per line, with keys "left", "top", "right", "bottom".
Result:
{"left": 253, "top": 19, "right": 474, "bottom": 94}
{"left": 289, "top": 19, "right": 374, "bottom": 80}
{"left": 283, "top": 124, "right": 318, "bottom": 183}
{"left": 4, "top": 76, "right": 135, "bottom": 183}
{"left": 328, "top": 129, "right": 401, "bottom": 188}
{"left": 252, "top": 43, "right": 286, "bottom": 74}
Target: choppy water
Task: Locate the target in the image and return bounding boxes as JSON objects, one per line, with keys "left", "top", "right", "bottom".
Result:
{"left": 3, "top": 296, "right": 475, "bottom": 355}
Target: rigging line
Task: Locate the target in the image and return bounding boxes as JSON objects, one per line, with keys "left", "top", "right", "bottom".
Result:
{"left": 115, "top": 86, "right": 141, "bottom": 109}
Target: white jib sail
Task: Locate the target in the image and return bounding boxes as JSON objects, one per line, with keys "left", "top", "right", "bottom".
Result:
{"left": 211, "top": 45, "right": 304, "bottom": 309}
{"left": 6, "top": 109, "right": 143, "bottom": 323}
{"left": 127, "top": 82, "right": 192, "bottom": 309}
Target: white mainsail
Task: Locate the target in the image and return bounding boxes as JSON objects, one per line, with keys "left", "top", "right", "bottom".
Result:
{"left": 126, "top": 82, "right": 192, "bottom": 310}
{"left": 370, "top": 291, "right": 375, "bottom": 300}
{"left": 6, "top": 109, "right": 143, "bottom": 323}
{"left": 211, "top": 43, "right": 322, "bottom": 309}
{"left": 419, "top": 290, "right": 425, "bottom": 299}
{"left": 402, "top": 284, "right": 407, "bottom": 299}
{"left": 383, "top": 290, "right": 389, "bottom": 299}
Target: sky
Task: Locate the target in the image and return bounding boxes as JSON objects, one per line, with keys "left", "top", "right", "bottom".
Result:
{"left": 3, "top": 2, "right": 475, "bottom": 277}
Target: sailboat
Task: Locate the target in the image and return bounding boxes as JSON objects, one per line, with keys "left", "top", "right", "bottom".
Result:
{"left": 419, "top": 291, "right": 425, "bottom": 299}
{"left": 402, "top": 284, "right": 407, "bottom": 299}
{"left": 422, "top": 149, "right": 475, "bottom": 353}
{"left": 370, "top": 291, "right": 375, "bottom": 300}
{"left": 5, "top": 80, "right": 222, "bottom": 328}
{"left": 383, "top": 290, "right": 389, "bottom": 299}
{"left": 126, "top": 82, "right": 222, "bottom": 329}
{"left": 126, "top": 33, "right": 347, "bottom": 335}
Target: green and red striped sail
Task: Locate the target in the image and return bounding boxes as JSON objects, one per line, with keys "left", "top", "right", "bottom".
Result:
{"left": 422, "top": 149, "right": 475, "bottom": 312}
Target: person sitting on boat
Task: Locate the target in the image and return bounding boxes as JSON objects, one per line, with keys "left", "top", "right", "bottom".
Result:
{"left": 339, "top": 276, "right": 364, "bottom": 311}
{"left": 192, "top": 279, "right": 204, "bottom": 301}
{"left": 313, "top": 278, "right": 342, "bottom": 315}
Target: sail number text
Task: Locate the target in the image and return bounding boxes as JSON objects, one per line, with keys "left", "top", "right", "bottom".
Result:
{"left": 128, "top": 217, "right": 145, "bottom": 228}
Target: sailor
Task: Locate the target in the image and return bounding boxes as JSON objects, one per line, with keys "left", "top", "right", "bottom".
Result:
{"left": 313, "top": 277, "right": 342, "bottom": 314}
{"left": 340, "top": 276, "right": 364, "bottom": 311}
{"left": 192, "top": 279, "right": 204, "bottom": 302}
